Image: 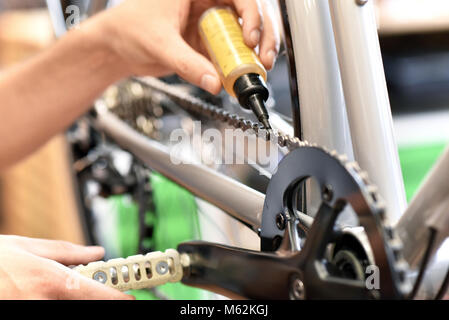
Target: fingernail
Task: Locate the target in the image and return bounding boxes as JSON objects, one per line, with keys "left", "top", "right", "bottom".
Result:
{"left": 201, "top": 74, "right": 220, "bottom": 93}
{"left": 267, "top": 50, "right": 277, "bottom": 70}
{"left": 250, "top": 29, "right": 261, "bottom": 45}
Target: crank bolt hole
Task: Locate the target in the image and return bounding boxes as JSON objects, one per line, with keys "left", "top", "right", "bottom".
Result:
{"left": 322, "top": 185, "right": 333, "bottom": 202}
{"left": 275, "top": 213, "right": 286, "bottom": 230}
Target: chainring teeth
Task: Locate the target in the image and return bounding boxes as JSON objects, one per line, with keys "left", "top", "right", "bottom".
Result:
{"left": 286, "top": 141, "right": 411, "bottom": 298}
{"left": 338, "top": 151, "right": 412, "bottom": 297}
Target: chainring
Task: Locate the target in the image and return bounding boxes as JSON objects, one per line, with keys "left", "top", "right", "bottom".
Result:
{"left": 261, "top": 145, "right": 411, "bottom": 299}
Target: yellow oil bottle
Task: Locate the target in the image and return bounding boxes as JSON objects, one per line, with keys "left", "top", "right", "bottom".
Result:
{"left": 199, "top": 7, "right": 271, "bottom": 129}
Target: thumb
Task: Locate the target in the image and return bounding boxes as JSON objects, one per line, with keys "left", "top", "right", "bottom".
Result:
{"left": 165, "top": 35, "right": 222, "bottom": 94}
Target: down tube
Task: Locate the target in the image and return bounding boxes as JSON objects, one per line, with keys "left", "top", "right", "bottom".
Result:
{"left": 329, "top": 0, "right": 406, "bottom": 224}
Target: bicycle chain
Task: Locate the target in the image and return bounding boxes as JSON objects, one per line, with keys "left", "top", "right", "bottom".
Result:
{"left": 108, "top": 77, "right": 411, "bottom": 296}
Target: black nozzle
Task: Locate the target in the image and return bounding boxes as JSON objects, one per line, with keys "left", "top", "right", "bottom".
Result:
{"left": 233, "top": 73, "right": 271, "bottom": 129}
{"left": 248, "top": 94, "right": 271, "bottom": 129}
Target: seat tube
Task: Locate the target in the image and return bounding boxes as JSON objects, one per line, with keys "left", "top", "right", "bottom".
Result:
{"left": 328, "top": 0, "right": 406, "bottom": 224}
{"left": 281, "top": 0, "right": 355, "bottom": 222}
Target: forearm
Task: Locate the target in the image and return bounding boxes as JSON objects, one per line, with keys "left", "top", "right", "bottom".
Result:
{"left": 0, "top": 19, "right": 126, "bottom": 171}
{"left": 0, "top": 0, "right": 278, "bottom": 171}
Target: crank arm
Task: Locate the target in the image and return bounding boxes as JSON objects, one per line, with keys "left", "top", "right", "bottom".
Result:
{"left": 178, "top": 241, "right": 301, "bottom": 300}
{"left": 76, "top": 240, "right": 377, "bottom": 299}
{"left": 177, "top": 230, "right": 385, "bottom": 300}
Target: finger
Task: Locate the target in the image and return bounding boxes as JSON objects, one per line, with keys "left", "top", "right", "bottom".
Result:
{"left": 56, "top": 268, "right": 135, "bottom": 300}
{"left": 165, "top": 34, "right": 222, "bottom": 94}
{"left": 10, "top": 236, "right": 105, "bottom": 266}
{"left": 258, "top": 1, "right": 280, "bottom": 70}
{"left": 232, "top": 0, "right": 263, "bottom": 48}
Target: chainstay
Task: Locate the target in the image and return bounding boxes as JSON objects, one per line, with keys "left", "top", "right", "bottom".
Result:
{"left": 129, "top": 77, "right": 411, "bottom": 297}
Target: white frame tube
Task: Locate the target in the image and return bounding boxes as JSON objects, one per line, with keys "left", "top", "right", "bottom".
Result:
{"left": 328, "top": 0, "right": 406, "bottom": 224}
{"left": 284, "top": 0, "right": 354, "bottom": 159}
{"left": 397, "top": 146, "right": 449, "bottom": 268}
{"left": 283, "top": 0, "right": 355, "bottom": 224}
{"left": 46, "top": 0, "right": 67, "bottom": 37}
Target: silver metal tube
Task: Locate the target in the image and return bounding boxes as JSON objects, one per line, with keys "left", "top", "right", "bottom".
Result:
{"left": 94, "top": 107, "right": 265, "bottom": 231}
{"left": 284, "top": 0, "right": 355, "bottom": 159}
{"left": 415, "top": 240, "right": 449, "bottom": 299}
{"left": 47, "top": 0, "right": 109, "bottom": 37}
{"left": 283, "top": 0, "right": 356, "bottom": 225}
{"left": 46, "top": 0, "right": 67, "bottom": 37}
{"left": 328, "top": 0, "right": 407, "bottom": 225}
{"left": 397, "top": 146, "right": 449, "bottom": 269}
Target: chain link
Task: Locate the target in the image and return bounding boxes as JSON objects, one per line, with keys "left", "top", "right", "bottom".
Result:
{"left": 134, "top": 77, "right": 314, "bottom": 152}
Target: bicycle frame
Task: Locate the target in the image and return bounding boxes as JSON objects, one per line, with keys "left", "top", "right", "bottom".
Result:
{"left": 281, "top": 0, "right": 406, "bottom": 225}
{"left": 282, "top": 0, "right": 448, "bottom": 298}
{"left": 45, "top": 0, "right": 449, "bottom": 299}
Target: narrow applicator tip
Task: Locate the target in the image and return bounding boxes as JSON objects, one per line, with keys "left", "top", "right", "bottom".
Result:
{"left": 261, "top": 117, "right": 272, "bottom": 130}
{"left": 247, "top": 93, "right": 271, "bottom": 130}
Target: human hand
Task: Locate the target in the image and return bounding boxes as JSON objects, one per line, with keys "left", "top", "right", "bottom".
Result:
{"left": 0, "top": 235, "right": 134, "bottom": 300}
{"left": 90, "top": 0, "right": 280, "bottom": 94}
